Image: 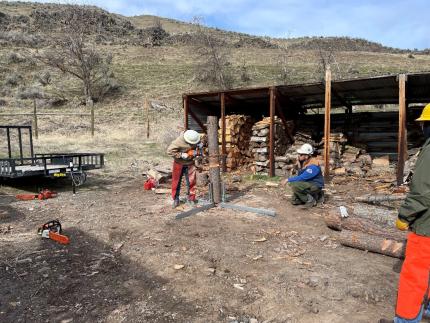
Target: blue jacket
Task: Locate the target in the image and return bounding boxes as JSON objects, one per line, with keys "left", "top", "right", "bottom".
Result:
{"left": 288, "top": 159, "right": 324, "bottom": 188}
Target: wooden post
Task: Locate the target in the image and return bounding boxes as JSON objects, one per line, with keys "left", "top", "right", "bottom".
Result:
{"left": 207, "top": 116, "right": 222, "bottom": 203}
{"left": 145, "top": 97, "right": 150, "bottom": 138}
{"left": 6, "top": 127, "right": 12, "bottom": 158}
{"left": 269, "top": 87, "right": 276, "bottom": 177}
{"left": 33, "top": 99, "right": 38, "bottom": 139}
{"left": 220, "top": 92, "right": 226, "bottom": 172}
{"left": 397, "top": 74, "right": 407, "bottom": 186}
{"left": 18, "top": 127, "right": 23, "bottom": 164}
{"left": 324, "top": 68, "right": 332, "bottom": 180}
{"left": 89, "top": 99, "right": 95, "bottom": 137}
{"left": 183, "top": 95, "right": 189, "bottom": 130}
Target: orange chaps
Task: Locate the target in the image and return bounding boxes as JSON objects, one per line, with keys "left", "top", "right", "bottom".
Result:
{"left": 396, "top": 232, "right": 430, "bottom": 320}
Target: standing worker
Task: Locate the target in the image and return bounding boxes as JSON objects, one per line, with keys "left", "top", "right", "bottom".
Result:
{"left": 380, "top": 103, "right": 430, "bottom": 323}
{"left": 282, "top": 143, "right": 324, "bottom": 208}
{"left": 167, "top": 130, "right": 201, "bottom": 208}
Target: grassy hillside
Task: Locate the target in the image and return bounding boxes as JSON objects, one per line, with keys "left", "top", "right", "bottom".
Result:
{"left": 1, "top": 2, "right": 430, "bottom": 175}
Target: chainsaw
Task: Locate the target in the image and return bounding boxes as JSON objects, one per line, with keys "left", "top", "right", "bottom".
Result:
{"left": 186, "top": 142, "right": 204, "bottom": 158}
{"left": 37, "top": 220, "right": 70, "bottom": 245}
{"left": 16, "top": 189, "right": 57, "bottom": 201}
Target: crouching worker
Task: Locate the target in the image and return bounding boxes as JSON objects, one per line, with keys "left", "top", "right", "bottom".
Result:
{"left": 167, "top": 130, "right": 201, "bottom": 208}
{"left": 284, "top": 143, "right": 324, "bottom": 208}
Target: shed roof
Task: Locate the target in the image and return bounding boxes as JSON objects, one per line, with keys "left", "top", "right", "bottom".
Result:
{"left": 185, "top": 72, "right": 430, "bottom": 110}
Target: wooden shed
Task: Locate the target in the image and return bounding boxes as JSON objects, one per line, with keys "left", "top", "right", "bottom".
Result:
{"left": 183, "top": 71, "right": 430, "bottom": 185}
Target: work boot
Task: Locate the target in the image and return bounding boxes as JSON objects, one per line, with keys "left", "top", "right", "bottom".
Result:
{"left": 301, "top": 194, "right": 316, "bottom": 209}
{"left": 378, "top": 319, "right": 394, "bottom": 323}
{"left": 316, "top": 191, "right": 325, "bottom": 204}
{"left": 172, "top": 198, "right": 180, "bottom": 209}
{"left": 290, "top": 196, "right": 302, "bottom": 205}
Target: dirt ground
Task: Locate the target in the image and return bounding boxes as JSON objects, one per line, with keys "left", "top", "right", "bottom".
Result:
{"left": 0, "top": 173, "right": 405, "bottom": 323}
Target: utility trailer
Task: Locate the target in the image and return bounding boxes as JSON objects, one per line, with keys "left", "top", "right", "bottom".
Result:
{"left": 0, "top": 126, "right": 104, "bottom": 185}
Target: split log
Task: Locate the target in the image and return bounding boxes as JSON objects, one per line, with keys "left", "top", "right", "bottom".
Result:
{"left": 338, "top": 230, "right": 405, "bottom": 258}
{"left": 355, "top": 194, "right": 406, "bottom": 204}
{"left": 324, "top": 211, "right": 407, "bottom": 241}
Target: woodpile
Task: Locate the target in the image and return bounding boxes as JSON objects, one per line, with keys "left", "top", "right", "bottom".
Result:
{"left": 218, "top": 115, "right": 254, "bottom": 171}
{"left": 250, "top": 117, "right": 292, "bottom": 175}
{"left": 324, "top": 199, "right": 407, "bottom": 258}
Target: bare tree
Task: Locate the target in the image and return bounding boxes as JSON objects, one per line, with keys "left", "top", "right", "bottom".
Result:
{"left": 34, "top": 5, "right": 117, "bottom": 105}
{"left": 276, "top": 45, "right": 293, "bottom": 84}
{"left": 315, "top": 44, "right": 342, "bottom": 81}
{"left": 192, "top": 16, "right": 234, "bottom": 90}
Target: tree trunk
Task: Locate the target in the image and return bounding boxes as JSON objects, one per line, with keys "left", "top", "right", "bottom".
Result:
{"left": 338, "top": 230, "right": 406, "bottom": 258}
{"left": 207, "top": 116, "right": 221, "bottom": 203}
{"left": 324, "top": 211, "right": 407, "bottom": 242}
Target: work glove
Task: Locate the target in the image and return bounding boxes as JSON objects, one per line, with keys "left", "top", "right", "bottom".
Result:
{"left": 180, "top": 152, "right": 189, "bottom": 160}
{"left": 396, "top": 218, "right": 409, "bottom": 231}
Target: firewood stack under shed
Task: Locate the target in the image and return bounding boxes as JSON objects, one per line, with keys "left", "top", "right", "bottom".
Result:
{"left": 250, "top": 117, "right": 292, "bottom": 175}
{"left": 218, "top": 115, "right": 254, "bottom": 171}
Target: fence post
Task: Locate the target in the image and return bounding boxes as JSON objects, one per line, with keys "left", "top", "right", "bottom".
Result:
{"left": 88, "top": 99, "right": 95, "bottom": 137}
{"left": 145, "top": 97, "right": 150, "bottom": 138}
{"left": 33, "top": 99, "right": 38, "bottom": 139}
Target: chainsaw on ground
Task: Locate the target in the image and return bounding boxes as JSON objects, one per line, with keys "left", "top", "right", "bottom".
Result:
{"left": 37, "top": 220, "right": 70, "bottom": 245}
{"left": 16, "top": 189, "right": 57, "bottom": 201}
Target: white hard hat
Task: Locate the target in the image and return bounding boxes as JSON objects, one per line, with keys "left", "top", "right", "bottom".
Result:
{"left": 183, "top": 130, "right": 201, "bottom": 145}
{"left": 297, "top": 143, "right": 314, "bottom": 155}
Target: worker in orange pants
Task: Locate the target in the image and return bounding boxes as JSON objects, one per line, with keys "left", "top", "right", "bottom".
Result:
{"left": 380, "top": 104, "right": 430, "bottom": 323}
{"left": 167, "top": 130, "right": 201, "bottom": 208}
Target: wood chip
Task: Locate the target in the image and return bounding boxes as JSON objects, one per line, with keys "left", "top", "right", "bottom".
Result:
{"left": 173, "top": 264, "right": 185, "bottom": 270}
{"left": 252, "top": 255, "right": 263, "bottom": 261}
{"left": 233, "top": 283, "right": 245, "bottom": 290}
{"left": 253, "top": 237, "right": 267, "bottom": 242}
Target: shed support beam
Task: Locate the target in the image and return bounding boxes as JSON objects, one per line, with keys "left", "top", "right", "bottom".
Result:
{"left": 220, "top": 93, "right": 227, "bottom": 172}
{"left": 397, "top": 74, "right": 407, "bottom": 186}
{"left": 269, "top": 87, "right": 276, "bottom": 177}
{"left": 183, "top": 95, "right": 189, "bottom": 129}
{"left": 324, "top": 68, "right": 332, "bottom": 180}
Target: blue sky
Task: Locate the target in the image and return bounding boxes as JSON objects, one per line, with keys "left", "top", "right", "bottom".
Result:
{"left": 15, "top": 0, "right": 430, "bottom": 49}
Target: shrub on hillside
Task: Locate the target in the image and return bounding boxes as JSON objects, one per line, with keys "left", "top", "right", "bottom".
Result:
{"left": 35, "top": 70, "right": 51, "bottom": 86}
{"left": 7, "top": 52, "right": 26, "bottom": 64}
{"left": 0, "top": 99, "right": 7, "bottom": 107}
{"left": 4, "top": 73, "right": 22, "bottom": 86}
{"left": 17, "top": 86, "right": 45, "bottom": 100}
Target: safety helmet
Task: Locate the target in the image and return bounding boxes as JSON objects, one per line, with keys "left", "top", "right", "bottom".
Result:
{"left": 416, "top": 103, "right": 430, "bottom": 121}
{"left": 297, "top": 143, "right": 314, "bottom": 155}
{"left": 183, "top": 130, "right": 201, "bottom": 145}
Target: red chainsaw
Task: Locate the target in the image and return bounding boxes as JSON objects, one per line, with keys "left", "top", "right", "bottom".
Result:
{"left": 37, "top": 220, "right": 70, "bottom": 245}
{"left": 16, "top": 189, "right": 57, "bottom": 201}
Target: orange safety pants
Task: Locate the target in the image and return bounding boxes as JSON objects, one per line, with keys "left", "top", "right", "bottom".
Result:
{"left": 171, "top": 161, "right": 196, "bottom": 201}
{"left": 396, "top": 232, "right": 430, "bottom": 320}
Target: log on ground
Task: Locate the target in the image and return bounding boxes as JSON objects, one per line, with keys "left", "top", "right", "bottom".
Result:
{"left": 338, "top": 230, "right": 405, "bottom": 258}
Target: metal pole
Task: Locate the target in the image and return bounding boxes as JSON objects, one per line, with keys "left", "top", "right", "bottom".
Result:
{"left": 269, "top": 87, "right": 276, "bottom": 177}
{"left": 324, "top": 68, "right": 332, "bottom": 180}
{"left": 397, "top": 74, "right": 407, "bottom": 186}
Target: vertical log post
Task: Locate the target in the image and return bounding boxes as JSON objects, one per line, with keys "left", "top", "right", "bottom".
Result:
{"left": 269, "top": 87, "right": 276, "bottom": 177}
{"left": 397, "top": 74, "right": 407, "bottom": 186}
{"left": 33, "top": 99, "right": 38, "bottom": 139}
{"left": 184, "top": 95, "right": 189, "bottom": 130}
{"left": 90, "top": 100, "right": 95, "bottom": 137}
{"left": 324, "top": 68, "right": 332, "bottom": 180}
{"left": 145, "top": 97, "right": 150, "bottom": 138}
{"left": 6, "top": 127, "right": 12, "bottom": 158}
{"left": 220, "top": 92, "right": 227, "bottom": 172}
{"left": 207, "top": 116, "right": 222, "bottom": 203}
{"left": 18, "top": 127, "right": 23, "bottom": 164}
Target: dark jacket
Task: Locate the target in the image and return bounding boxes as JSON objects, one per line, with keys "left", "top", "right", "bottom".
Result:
{"left": 288, "top": 157, "right": 324, "bottom": 188}
{"left": 399, "top": 138, "right": 430, "bottom": 236}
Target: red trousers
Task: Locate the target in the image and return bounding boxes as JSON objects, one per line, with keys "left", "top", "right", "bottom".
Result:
{"left": 171, "top": 161, "right": 196, "bottom": 201}
{"left": 396, "top": 232, "right": 430, "bottom": 320}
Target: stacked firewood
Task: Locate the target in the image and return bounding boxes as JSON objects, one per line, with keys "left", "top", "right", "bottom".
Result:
{"left": 324, "top": 196, "right": 407, "bottom": 259}
{"left": 250, "top": 117, "right": 292, "bottom": 175}
{"left": 218, "top": 115, "right": 254, "bottom": 171}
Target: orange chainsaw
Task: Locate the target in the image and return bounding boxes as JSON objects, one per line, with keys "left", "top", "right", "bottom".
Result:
{"left": 16, "top": 189, "right": 57, "bottom": 201}
{"left": 37, "top": 220, "right": 70, "bottom": 245}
